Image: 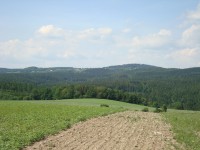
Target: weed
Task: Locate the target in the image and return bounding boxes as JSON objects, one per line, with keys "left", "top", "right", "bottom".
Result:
{"left": 100, "top": 104, "right": 109, "bottom": 107}
{"left": 141, "top": 107, "right": 149, "bottom": 112}
{"left": 153, "top": 108, "right": 162, "bottom": 113}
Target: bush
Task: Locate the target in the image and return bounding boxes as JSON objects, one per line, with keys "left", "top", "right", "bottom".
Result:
{"left": 162, "top": 104, "right": 167, "bottom": 112}
{"left": 141, "top": 107, "right": 149, "bottom": 112}
{"left": 100, "top": 104, "right": 109, "bottom": 107}
{"left": 172, "top": 102, "right": 184, "bottom": 110}
{"left": 153, "top": 107, "right": 162, "bottom": 113}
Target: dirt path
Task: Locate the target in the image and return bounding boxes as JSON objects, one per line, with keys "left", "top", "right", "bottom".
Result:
{"left": 25, "top": 111, "right": 182, "bottom": 150}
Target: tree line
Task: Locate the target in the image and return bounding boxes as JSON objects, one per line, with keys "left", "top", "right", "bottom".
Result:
{"left": 0, "top": 82, "right": 147, "bottom": 106}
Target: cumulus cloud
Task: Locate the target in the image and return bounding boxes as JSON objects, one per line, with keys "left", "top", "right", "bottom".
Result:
{"left": 1, "top": 11, "right": 200, "bottom": 69}
{"left": 171, "top": 3, "right": 200, "bottom": 68}
{"left": 174, "top": 3, "right": 200, "bottom": 66}
{"left": 0, "top": 25, "right": 180, "bottom": 68}
{"left": 131, "top": 29, "right": 172, "bottom": 49}
{"left": 180, "top": 24, "right": 200, "bottom": 47}
{"left": 168, "top": 48, "right": 200, "bottom": 68}
{"left": 187, "top": 3, "right": 200, "bottom": 20}
{"left": 98, "top": 28, "right": 112, "bottom": 35}
{"left": 122, "top": 28, "right": 131, "bottom": 33}
{"left": 38, "top": 25, "right": 65, "bottom": 37}
{"left": 77, "top": 27, "right": 112, "bottom": 40}
{"left": 0, "top": 25, "right": 116, "bottom": 67}
{"left": 172, "top": 48, "right": 198, "bottom": 58}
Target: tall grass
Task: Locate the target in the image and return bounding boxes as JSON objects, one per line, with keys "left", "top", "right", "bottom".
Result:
{"left": 0, "top": 100, "right": 123, "bottom": 150}
{"left": 163, "top": 110, "right": 200, "bottom": 150}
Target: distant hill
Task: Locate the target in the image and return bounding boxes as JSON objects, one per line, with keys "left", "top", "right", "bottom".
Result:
{"left": 0, "top": 64, "right": 177, "bottom": 74}
{"left": 0, "top": 63, "right": 200, "bottom": 84}
{"left": 105, "top": 64, "right": 163, "bottom": 70}
{"left": 0, "top": 64, "right": 200, "bottom": 110}
{"left": 0, "top": 66, "right": 76, "bottom": 73}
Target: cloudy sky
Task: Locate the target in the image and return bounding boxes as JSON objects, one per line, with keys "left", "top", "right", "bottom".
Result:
{"left": 0, "top": 0, "right": 200, "bottom": 68}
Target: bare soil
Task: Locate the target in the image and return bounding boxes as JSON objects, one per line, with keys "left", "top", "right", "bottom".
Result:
{"left": 25, "top": 111, "right": 183, "bottom": 150}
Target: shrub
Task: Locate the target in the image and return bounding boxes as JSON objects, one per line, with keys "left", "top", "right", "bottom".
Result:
{"left": 162, "top": 104, "right": 167, "bottom": 112}
{"left": 141, "top": 107, "right": 149, "bottom": 112}
{"left": 100, "top": 104, "right": 109, "bottom": 107}
{"left": 153, "top": 107, "right": 162, "bottom": 113}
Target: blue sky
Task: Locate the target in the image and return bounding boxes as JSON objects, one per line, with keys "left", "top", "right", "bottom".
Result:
{"left": 0, "top": 0, "right": 200, "bottom": 68}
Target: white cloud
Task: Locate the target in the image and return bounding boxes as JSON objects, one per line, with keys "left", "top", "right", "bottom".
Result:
{"left": 170, "top": 3, "right": 200, "bottom": 68}
{"left": 77, "top": 27, "right": 112, "bottom": 40}
{"left": 38, "top": 25, "right": 65, "bottom": 37}
{"left": 131, "top": 29, "right": 172, "bottom": 49}
{"left": 187, "top": 4, "right": 200, "bottom": 20}
{"left": 122, "top": 28, "right": 131, "bottom": 33}
{"left": 57, "top": 50, "right": 76, "bottom": 58}
{"left": 98, "top": 28, "right": 112, "bottom": 35}
{"left": 172, "top": 48, "right": 198, "bottom": 57}
{"left": 158, "top": 29, "right": 171, "bottom": 36}
{"left": 168, "top": 48, "right": 200, "bottom": 68}
{"left": 0, "top": 21, "right": 199, "bottom": 68}
{"left": 0, "top": 25, "right": 116, "bottom": 68}
{"left": 180, "top": 24, "right": 200, "bottom": 47}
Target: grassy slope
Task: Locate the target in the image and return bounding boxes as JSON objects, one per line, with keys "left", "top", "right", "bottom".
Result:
{"left": 28, "top": 98, "right": 152, "bottom": 110}
{"left": 163, "top": 109, "right": 200, "bottom": 150}
{"left": 0, "top": 99, "right": 145, "bottom": 150}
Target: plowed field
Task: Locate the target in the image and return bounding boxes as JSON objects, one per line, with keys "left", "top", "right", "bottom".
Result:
{"left": 25, "top": 111, "right": 183, "bottom": 150}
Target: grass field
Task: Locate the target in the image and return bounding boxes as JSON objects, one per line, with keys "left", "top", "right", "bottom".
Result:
{"left": 28, "top": 98, "right": 151, "bottom": 110}
{"left": 0, "top": 99, "right": 146, "bottom": 150}
{"left": 163, "top": 110, "right": 200, "bottom": 150}
{"left": 1, "top": 99, "right": 199, "bottom": 150}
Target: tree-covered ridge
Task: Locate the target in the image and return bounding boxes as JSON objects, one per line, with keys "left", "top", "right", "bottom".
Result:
{"left": 0, "top": 64, "right": 200, "bottom": 110}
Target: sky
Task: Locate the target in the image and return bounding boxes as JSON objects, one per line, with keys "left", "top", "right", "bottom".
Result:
{"left": 0, "top": 0, "right": 200, "bottom": 68}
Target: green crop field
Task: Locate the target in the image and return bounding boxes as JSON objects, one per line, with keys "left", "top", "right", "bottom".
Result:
{"left": 0, "top": 99, "right": 147, "bottom": 150}
{"left": 163, "top": 110, "right": 200, "bottom": 150}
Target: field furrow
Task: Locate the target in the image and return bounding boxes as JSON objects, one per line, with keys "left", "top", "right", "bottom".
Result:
{"left": 25, "top": 111, "right": 183, "bottom": 150}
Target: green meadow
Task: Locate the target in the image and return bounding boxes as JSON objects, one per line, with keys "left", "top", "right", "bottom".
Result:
{"left": 163, "top": 110, "right": 200, "bottom": 150}
{"left": 0, "top": 98, "right": 148, "bottom": 150}
{"left": 29, "top": 98, "right": 151, "bottom": 110}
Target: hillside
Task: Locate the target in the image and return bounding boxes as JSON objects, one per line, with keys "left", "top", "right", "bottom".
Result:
{"left": 0, "top": 64, "right": 200, "bottom": 110}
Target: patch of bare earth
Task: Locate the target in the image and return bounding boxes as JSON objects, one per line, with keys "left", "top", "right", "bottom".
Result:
{"left": 25, "top": 111, "right": 183, "bottom": 150}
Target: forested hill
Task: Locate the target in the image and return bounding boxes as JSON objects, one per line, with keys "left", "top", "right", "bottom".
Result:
{"left": 0, "top": 64, "right": 200, "bottom": 110}
{"left": 0, "top": 64, "right": 199, "bottom": 84}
